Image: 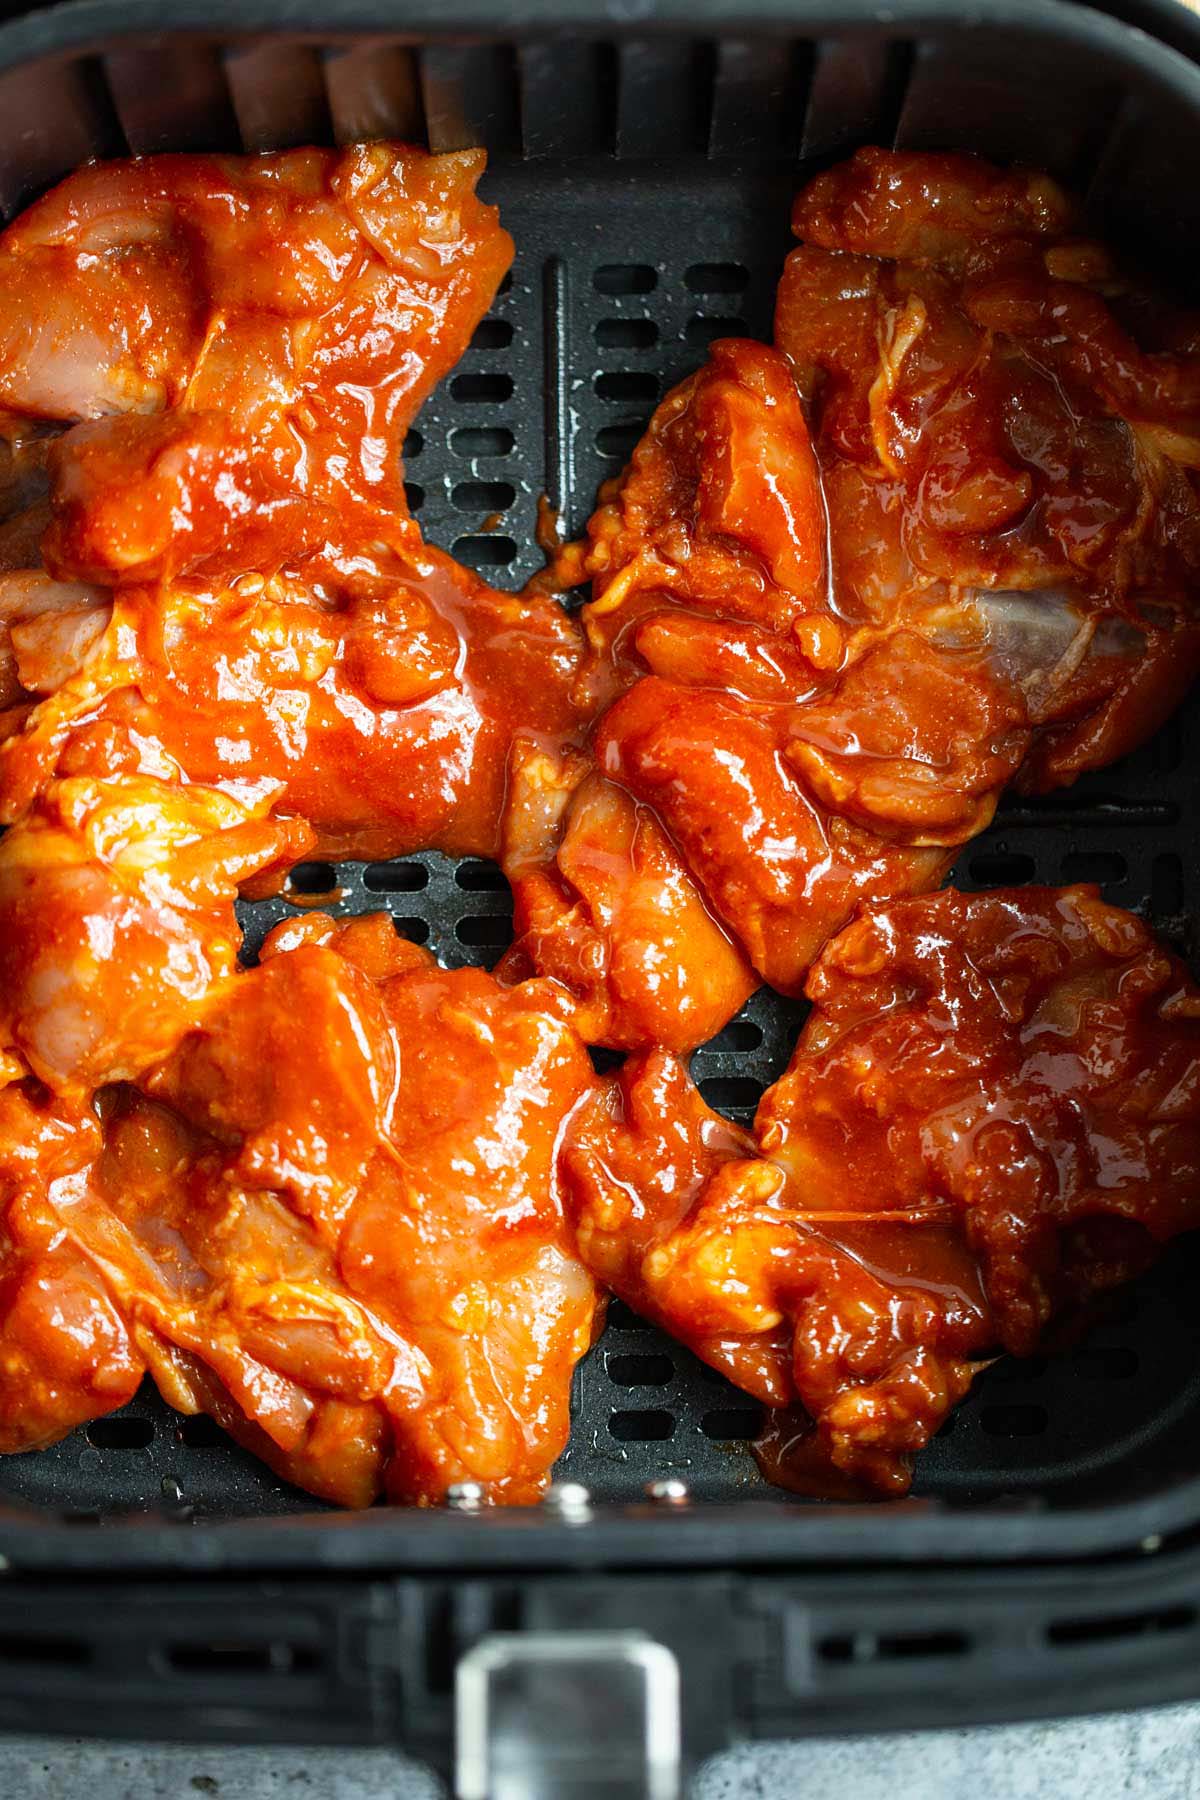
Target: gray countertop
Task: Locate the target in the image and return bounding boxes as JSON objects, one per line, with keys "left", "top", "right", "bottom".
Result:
{"left": 5, "top": 1703, "right": 1200, "bottom": 1799}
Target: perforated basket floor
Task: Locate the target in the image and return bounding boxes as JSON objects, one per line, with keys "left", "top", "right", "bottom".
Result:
{"left": 3, "top": 123, "right": 1200, "bottom": 1526}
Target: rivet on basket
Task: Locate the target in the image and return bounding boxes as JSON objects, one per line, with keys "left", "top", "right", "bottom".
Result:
{"left": 445, "top": 1481, "right": 486, "bottom": 1512}
{"left": 543, "top": 1481, "right": 593, "bottom": 1522}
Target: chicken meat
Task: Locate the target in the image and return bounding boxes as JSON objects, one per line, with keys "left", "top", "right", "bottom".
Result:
{"left": 0, "top": 912, "right": 601, "bottom": 1505}
{"left": 0, "top": 143, "right": 512, "bottom": 584}
{"left": 562, "top": 886, "right": 1200, "bottom": 1494}
{"left": 0, "top": 768, "right": 310, "bottom": 1094}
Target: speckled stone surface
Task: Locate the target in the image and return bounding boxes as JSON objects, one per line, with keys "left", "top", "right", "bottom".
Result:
{"left": 4, "top": 1705, "right": 1200, "bottom": 1798}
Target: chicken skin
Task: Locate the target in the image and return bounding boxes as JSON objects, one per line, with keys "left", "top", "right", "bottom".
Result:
{"left": 0, "top": 914, "right": 601, "bottom": 1505}
{"left": 562, "top": 887, "right": 1200, "bottom": 1495}
{"left": 507, "top": 151, "right": 1200, "bottom": 1051}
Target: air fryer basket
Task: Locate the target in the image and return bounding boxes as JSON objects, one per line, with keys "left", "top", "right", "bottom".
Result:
{"left": 2, "top": 0, "right": 1200, "bottom": 1767}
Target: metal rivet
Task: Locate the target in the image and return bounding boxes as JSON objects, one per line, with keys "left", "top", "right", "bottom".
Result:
{"left": 1141, "top": 1533, "right": 1164, "bottom": 1554}
{"left": 446, "top": 1482, "right": 486, "bottom": 1513}
{"left": 543, "top": 1481, "right": 592, "bottom": 1522}
{"left": 645, "top": 1478, "right": 689, "bottom": 1507}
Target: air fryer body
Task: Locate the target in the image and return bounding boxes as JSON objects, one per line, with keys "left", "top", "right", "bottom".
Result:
{"left": 1, "top": 0, "right": 1200, "bottom": 1771}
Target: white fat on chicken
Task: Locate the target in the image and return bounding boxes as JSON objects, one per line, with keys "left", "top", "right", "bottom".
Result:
{"left": 935, "top": 586, "right": 1147, "bottom": 724}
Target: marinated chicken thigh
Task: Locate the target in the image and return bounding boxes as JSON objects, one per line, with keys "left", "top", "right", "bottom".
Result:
{"left": 0, "top": 144, "right": 512, "bottom": 582}
{"left": 0, "top": 770, "right": 308, "bottom": 1094}
{"left": 562, "top": 887, "right": 1200, "bottom": 1494}
{"left": 776, "top": 147, "right": 1200, "bottom": 793}
{"left": 0, "top": 915, "right": 601, "bottom": 1505}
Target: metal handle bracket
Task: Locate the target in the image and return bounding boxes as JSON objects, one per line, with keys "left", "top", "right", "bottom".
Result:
{"left": 455, "top": 1629, "right": 682, "bottom": 1799}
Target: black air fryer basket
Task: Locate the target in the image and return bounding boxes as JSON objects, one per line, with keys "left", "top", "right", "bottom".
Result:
{"left": 3, "top": 0, "right": 1200, "bottom": 1785}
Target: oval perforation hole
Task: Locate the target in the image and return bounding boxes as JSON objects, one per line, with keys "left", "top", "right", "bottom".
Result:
{"left": 684, "top": 261, "right": 750, "bottom": 294}
{"left": 403, "top": 481, "right": 424, "bottom": 513}
{"left": 393, "top": 917, "right": 430, "bottom": 945}
{"left": 363, "top": 861, "right": 429, "bottom": 893}
{"left": 452, "top": 480, "right": 516, "bottom": 514}
{"left": 703, "top": 1018, "right": 764, "bottom": 1053}
{"left": 454, "top": 860, "right": 509, "bottom": 892}
{"left": 980, "top": 1403, "right": 1049, "bottom": 1437}
{"left": 470, "top": 317, "right": 513, "bottom": 350}
{"left": 969, "top": 849, "right": 1035, "bottom": 886}
{"left": 0, "top": 1633, "right": 91, "bottom": 1667}
{"left": 85, "top": 1416, "right": 154, "bottom": 1449}
{"left": 1061, "top": 850, "right": 1127, "bottom": 884}
{"left": 819, "top": 1630, "right": 970, "bottom": 1663}
{"left": 450, "top": 427, "right": 515, "bottom": 459}
{"left": 596, "top": 423, "right": 643, "bottom": 461}
{"left": 984, "top": 1354, "right": 1049, "bottom": 1385}
{"left": 178, "top": 1415, "right": 229, "bottom": 1449}
{"left": 606, "top": 1352, "right": 674, "bottom": 1388}
{"left": 589, "top": 1045, "right": 626, "bottom": 1076}
{"left": 698, "top": 1075, "right": 764, "bottom": 1114}
{"left": 594, "top": 263, "right": 657, "bottom": 295}
{"left": 595, "top": 318, "right": 658, "bottom": 350}
{"left": 1047, "top": 1606, "right": 1196, "bottom": 1647}
{"left": 684, "top": 314, "right": 748, "bottom": 346}
{"left": 879, "top": 1629, "right": 970, "bottom": 1659}
{"left": 701, "top": 1408, "right": 762, "bottom": 1441}
{"left": 450, "top": 372, "right": 514, "bottom": 405}
{"left": 403, "top": 427, "right": 423, "bottom": 460}
{"left": 286, "top": 860, "right": 338, "bottom": 897}
{"left": 455, "top": 914, "right": 514, "bottom": 948}
{"left": 453, "top": 535, "right": 518, "bottom": 570}
{"left": 594, "top": 371, "right": 658, "bottom": 403}
{"left": 609, "top": 1409, "right": 675, "bottom": 1442}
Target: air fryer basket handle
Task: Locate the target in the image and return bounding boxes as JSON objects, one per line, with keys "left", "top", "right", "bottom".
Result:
{"left": 454, "top": 1630, "right": 683, "bottom": 1798}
